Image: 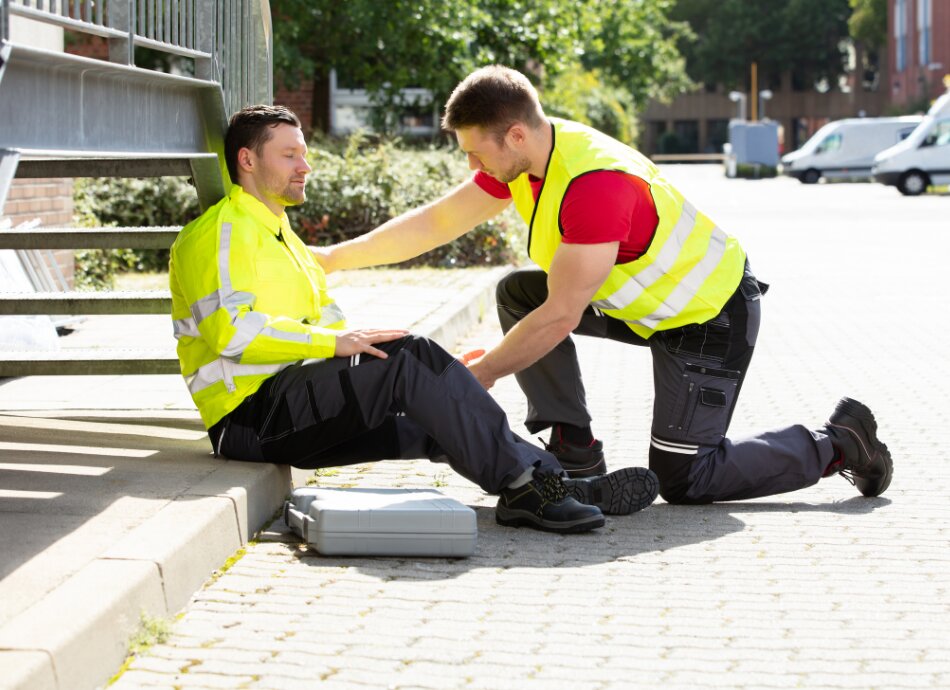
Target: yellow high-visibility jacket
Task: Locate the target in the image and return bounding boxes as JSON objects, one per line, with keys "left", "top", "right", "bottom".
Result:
{"left": 169, "top": 185, "right": 345, "bottom": 428}
{"left": 509, "top": 118, "right": 745, "bottom": 338}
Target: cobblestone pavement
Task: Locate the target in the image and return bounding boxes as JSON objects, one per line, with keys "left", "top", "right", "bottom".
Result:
{"left": 111, "top": 169, "right": 950, "bottom": 689}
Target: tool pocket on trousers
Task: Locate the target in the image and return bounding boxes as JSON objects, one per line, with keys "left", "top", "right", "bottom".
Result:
{"left": 666, "top": 363, "right": 739, "bottom": 446}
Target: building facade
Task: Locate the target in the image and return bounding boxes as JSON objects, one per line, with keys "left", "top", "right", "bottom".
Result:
{"left": 888, "top": 0, "right": 949, "bottom": 109}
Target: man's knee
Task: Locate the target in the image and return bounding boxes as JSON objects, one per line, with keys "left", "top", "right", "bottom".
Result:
{"left": 649, "top": 448, "right": 710, "bottom": 505}
{"left": 397, "top": 334, "right": 456, "bottom": 374}
{"left": 495, "top": 268, "right": 546, "bottom": 311}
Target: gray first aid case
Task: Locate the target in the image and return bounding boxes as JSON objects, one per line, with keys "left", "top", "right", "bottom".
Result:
{"left": 283, "top": 487, "right": 477, "bottom": 557}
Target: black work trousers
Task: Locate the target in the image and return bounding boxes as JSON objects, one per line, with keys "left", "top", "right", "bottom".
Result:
{"left": 495, "top": 265, "right": 834, "bottom": 503}
{"left": 208, "top": 335, "right": 560, "bottom": 494}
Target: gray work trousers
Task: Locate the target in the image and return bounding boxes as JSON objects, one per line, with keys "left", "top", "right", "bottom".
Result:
{"left": 209, "top": 335, "right": 561, "bottom": 494}
{"left": 496, "top": 266, "right": 835, "bottom": 503}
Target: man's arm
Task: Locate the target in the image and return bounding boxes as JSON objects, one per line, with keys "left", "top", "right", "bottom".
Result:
{"left": 467, "top": 241, "right": 619, "bottom": 389}
{"left": 312, "top": 179, "right": 511, "bottom": 273}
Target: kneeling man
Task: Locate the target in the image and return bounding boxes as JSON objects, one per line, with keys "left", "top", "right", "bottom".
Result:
{"left": 169, "top": 105, "right": 659, "bottom": 534}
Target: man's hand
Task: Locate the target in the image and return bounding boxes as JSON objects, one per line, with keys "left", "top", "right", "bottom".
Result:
{"left": 333, "top": 329, "right": 409, "bottom": 359}
{"left": 467, "top": 359, "right": 497, "bottom": 390}
{"left": 465, "top": 242, "right": 619, "bottom": 386}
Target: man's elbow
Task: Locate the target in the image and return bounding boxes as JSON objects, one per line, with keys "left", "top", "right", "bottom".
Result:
{"left": 551, "top": 313, "right": 583, "bottom": 341}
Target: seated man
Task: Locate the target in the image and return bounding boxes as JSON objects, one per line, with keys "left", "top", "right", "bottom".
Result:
{"left": 169, "top": 104, "right": 659, "bottom": 534}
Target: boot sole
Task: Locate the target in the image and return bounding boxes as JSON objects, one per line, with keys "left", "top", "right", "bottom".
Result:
{"left": 829, "top": 397, "right": 893, "bottom": 497}
{"left": 495, "top": 505, "right": 605, "bottom": 534}
{"left": 564, "top": 467, "right": 659, "bottom": 515}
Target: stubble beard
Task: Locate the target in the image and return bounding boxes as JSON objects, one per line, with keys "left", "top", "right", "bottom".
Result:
{"left": 495, "top": 154, "right": 532, "bottom": 184}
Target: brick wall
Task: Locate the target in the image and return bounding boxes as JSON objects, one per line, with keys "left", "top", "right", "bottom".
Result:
{"left": 889, "top": 0, "right": 950, "bottom": 109}
{"left": 275, "top": 77, "right": 315, "bottom": 136}
{"left": 2, "top": 179, "right": 76, "bottom": 288}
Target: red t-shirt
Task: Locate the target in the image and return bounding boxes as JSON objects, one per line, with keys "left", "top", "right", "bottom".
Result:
{"left": 474, "top": 170, "right": 659, "bottom": 264}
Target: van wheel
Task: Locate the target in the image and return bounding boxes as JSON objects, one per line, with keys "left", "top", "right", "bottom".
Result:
{"left": 898, "top": 171, "right": 929, "bottom": 196}
{"left": 801, "top": 169, "right": 820, "bottom": 184}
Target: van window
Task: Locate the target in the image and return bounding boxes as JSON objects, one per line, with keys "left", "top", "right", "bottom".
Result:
{"left": 921, "top": 120, "right": 950, "bottom": 148}
{"left": 898, "top": 127, "right": 916, "bottom": 141}
{"left": 815, "top": 133, "right": 842, "bottom": 154}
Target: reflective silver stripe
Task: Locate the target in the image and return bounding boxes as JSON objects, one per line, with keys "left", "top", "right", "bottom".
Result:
{"left": 650, "top": 435, "right": 699, "bottom": 455}
{"left": 189, "top": 221, "right": 257, "bottom": 326}
{"left": 185, "top": 358, "right": 288, "bottom": 395}
{"left": 318, "top": 301, "right": 345, "bottom": 326}
{"left": 220, "top": 311, "right": 269, "bottom": 358}
{"left": 219, "top": 222, "right": 235, "bottom": 292}
{"left": 638, "top": 225, "right": 728, "bottom": 330}
{"left": 173, "top": 317, "right": 200, "bottom": 338}
{"left": 191, "top": 289, "right": 257, "bottom": 324}
{"left": 591, "top": 201, "right": 699, "bottom": 312}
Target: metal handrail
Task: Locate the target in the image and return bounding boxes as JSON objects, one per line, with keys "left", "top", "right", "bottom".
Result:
{"left": 2, "top": 0, "right": 271, "bottom": 112}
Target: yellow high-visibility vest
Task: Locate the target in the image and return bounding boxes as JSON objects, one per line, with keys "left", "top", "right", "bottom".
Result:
{"left": 169, "top": 185, "right": 345, "bottom": 428}
{"left": 509, "top": 118, "right": 745, "bottom": 338}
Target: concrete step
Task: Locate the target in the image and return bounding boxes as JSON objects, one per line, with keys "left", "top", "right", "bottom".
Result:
{"left": 0, "top": 291, "right": 171, "bottom": 315}
{"left": 0, "top": 226, "right": 180, "bottom": 250}
{"left": 0, "top": 348, "right": 179, "bottom": 376}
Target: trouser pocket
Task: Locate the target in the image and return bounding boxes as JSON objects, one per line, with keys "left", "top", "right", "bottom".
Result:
{"left": 663, "top": 363, "right": 740, "bottom": 446}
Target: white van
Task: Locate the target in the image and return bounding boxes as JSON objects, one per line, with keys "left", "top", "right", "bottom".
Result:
{"left": 781, "top": 117, "right": 922, "bottom": 184}
{"left": 872, "top": 90, "right": 950, "bottom": 196}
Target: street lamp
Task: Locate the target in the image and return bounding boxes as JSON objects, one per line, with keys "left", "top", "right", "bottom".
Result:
{"left": 728, "top": 91, "right": 747, "bottom": 121}
{"left": 758, "top": 89, "right": 773, "bottom": 120}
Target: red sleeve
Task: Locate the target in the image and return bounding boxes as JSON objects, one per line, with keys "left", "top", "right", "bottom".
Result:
{"left": 559, "top": 171, "right": 658, "bottom": 263}
{"left": 473, "top": 171, "right": 512, "bottom": 199}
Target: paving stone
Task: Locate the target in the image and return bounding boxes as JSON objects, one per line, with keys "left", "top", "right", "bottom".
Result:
{"left": 102, "top": 169, "right": 950, "bottom": 689}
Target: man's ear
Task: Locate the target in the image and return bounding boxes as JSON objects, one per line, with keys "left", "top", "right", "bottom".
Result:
{"left": 506, "top": 123, "right": 528, "bottom": 148}
{"left": 237, "top": 147, "right": 255, "bottom": 174}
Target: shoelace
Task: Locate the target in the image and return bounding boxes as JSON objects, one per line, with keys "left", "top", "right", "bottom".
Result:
{"left": 838, "top": 469, "right": 857, "bottom": 486}
{"left": 535, "top": 472, "right": 568, "bottom": 502}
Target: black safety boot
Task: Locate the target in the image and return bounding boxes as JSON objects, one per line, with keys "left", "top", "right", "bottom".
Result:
{"left": 542, "top": 435, "right": 607, "bottom": 478}
{"left": 564, "top": 467, "right": 660, "bottom": 515}
{"left": 823, "top": 397, "right": 893, "bottom": 497}
{"left": 496, "top": 470, "right": 605, "bottom": 533}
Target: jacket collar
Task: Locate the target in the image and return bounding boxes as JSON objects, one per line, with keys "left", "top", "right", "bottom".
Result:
{"left": 229, "top": 185, "right": 289, "bottom": 238}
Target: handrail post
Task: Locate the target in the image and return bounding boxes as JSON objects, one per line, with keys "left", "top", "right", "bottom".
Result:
{"left": 108, "top": 0, "right": 135, "bottom": 66}
{"left": 1, "top": 0, "right": 9, "bottom": 44}
{"left": 194, "top": 0, "right": 214, "bottom": 81}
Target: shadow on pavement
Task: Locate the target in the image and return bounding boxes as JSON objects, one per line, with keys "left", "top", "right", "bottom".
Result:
{"left": 280, "top": 494, "right": 890, "bottom": 579}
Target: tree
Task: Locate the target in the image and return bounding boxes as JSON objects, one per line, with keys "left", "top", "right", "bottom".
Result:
{"left": 848, "top": 0, "right": 888, "bottom": 49}
{"left": 272, "top": 0, "right": 691, "bottom": 132}
{"left": 671, "top": 0, "right": 852, "bottom": 90}
{"left": 581, "top": 0, "right": 694, "bottom": 107}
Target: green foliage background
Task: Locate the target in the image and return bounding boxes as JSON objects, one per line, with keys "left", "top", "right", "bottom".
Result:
{"left": 72, "top": 135, "right": 524, "bottom": 286}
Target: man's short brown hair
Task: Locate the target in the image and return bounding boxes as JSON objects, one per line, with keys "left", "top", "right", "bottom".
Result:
{"left": 225, "top": 105, "right": 301, "bottom": 182}
{"left": 441, "top": 65, "right": 544, "bottom": 140}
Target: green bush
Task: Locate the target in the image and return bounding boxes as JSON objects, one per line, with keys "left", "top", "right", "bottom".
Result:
{"left": 734, "top": 164, "right": 778, "bottom": 179}
{"left": 72, "top": 134, "right": 524, "bottom": 286}
{"left": 292, "top": 132, "right": 523, "bottom": 267}
{"left": 543, "top": 65, "right": 639, "bottom": 145}
{"left": 73, "top": 176, "right": 202, "bottom": 289}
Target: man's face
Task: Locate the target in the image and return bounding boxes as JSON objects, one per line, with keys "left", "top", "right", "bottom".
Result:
{"left": 246, "top": 123, "right": 312, "bottom": 208}
{"left": 456, "top": 126, "right": 530, "bottom": 184}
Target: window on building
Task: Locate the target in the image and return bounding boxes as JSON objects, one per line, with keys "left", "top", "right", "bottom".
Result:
{"left": 895, "top": 0, "right": 908, "bottom": 72}
{"left": 918, "top": 0, "right": 932, "bottom": 67}
{"left": 707, "top": 119, "right": 729, "bottom": 154}
{"left": 673, "top": 120, "right": 699, "bottom": 154}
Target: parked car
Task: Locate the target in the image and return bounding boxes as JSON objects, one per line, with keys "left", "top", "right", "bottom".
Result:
{"left": 872, "top": 90, "right": 950, "bottom": 196}
{"left": 781, "top": 117, "right": 922, "bottom": 184}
